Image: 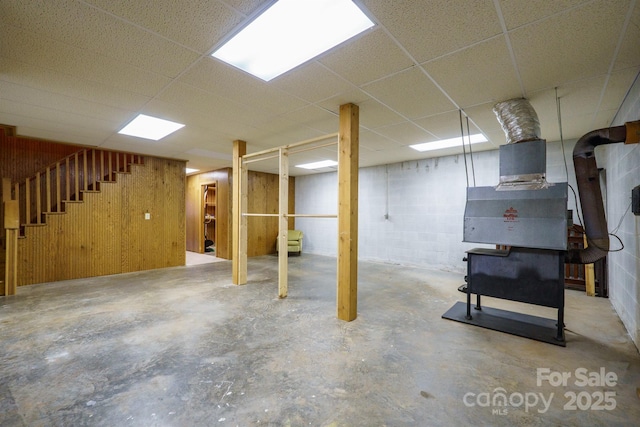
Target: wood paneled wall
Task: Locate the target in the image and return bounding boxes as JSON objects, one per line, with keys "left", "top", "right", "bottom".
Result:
{"left": 1, "top": 129, "right": 83, "bottom": 237}
{"left": 16, "top": 156, "right": 186, "bottom": 286}
{"left": 246, "top": 170, "right": 296, "bottom": 256}
{"left": 0, "top": 130, "right": 81, "bottom": 183}
{"left": 185, "top": 168, "right": 294, "bottom": 259}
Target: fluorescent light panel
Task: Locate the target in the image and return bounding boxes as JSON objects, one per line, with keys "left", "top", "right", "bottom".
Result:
{"left": 212, "top": 0, "right": 375, "bottom": 81}
{"left": 185, "top": 168, "right": 200, "bottom": 174}
{"left": 410, "top": 134, "right": 488, "bottom": 152}
{"left": 296, "top": 160, "right": 338, "bottom": 169}
{"left": 118, "top": 114, "right": 185, "bottom": 141}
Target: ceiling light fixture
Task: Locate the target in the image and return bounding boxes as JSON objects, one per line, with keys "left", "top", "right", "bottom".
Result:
{"left": 185, "top": 168, "right": 200, "bottom": 174}
{"left": 118, "top": 114, "right": 185, "bottom": 141}
{"left": 410, "top": 134, "right": 488, "bottom": 152}
{"left": 212, "top": 0, "right": 375, "bottom": 81}
{"left": 295, "top": 160, "right": 338, "bottom": 170}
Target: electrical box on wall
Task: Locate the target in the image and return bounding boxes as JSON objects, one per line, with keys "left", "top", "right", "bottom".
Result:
{"left": 633, "top": 185, "right": 640, "bottom": 216}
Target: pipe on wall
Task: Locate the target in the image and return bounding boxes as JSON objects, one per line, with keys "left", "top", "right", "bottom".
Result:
{"left": 566, "top": 121, "right": 640, "bottom": 264}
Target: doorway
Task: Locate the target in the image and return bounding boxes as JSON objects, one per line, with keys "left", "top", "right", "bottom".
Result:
{"left": 202, "top": 182, "right": 217, "bottom": 256}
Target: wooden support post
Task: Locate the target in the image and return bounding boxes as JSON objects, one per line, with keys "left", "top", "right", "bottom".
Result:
{"left": 3, "top": 177, "right": 19, "bottom": 296}
{"left": 278, "top": 148, "right": 289, "bottom": 298}
{"left": 232, "top": 140, "right": 247, "bottom": 285}
{"left": 584, "top": 235, "right": 596, "bottom": 296}
{"left": 337, "top": 103, "right": 359, "bottom": 321}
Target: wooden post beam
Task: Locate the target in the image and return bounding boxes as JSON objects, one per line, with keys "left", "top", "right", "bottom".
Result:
{"left": 232, "top": 140, "right": 247, "bottom": 285}
{"left": 337, "top": 103, "right": 359, "bottom": 321}
{"left": 3, "top": 177, "right": 19, "bottom": 296}
{"left": 278, "top": 148, "right": 289, "bottom": 298}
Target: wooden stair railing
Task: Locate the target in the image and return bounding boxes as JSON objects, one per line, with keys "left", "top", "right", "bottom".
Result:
{"left": 11, "top": 149, "right": 144, "bottom": 234}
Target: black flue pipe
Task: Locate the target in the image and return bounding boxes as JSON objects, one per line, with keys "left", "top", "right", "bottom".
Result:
{"left": 566, "top": 124, "right": 629, "bottom": 264}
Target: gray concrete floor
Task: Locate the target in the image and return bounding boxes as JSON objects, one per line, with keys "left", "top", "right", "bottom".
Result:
{"left": 1, "top": 254, "right": 639, "bottom": 426}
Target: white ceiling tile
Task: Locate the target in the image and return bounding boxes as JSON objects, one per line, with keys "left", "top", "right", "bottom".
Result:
{"left": 363, "top": 67, "right": 456, "bottom": 119}
{"left": 0, "top": 80, "right": 132, "bottom": 125}
{"left": 614, "top": 2, "right": 640, "bottom": 71}
{"left": 1, "top": 24, "right": 171, "bottom": 97}
{"left": 157, "top": 82, "right": 266, "bottom": 130}
{"left": 2, "top": 0, "right": 199, "bottom": 78}
{"left": 360, "top": 130, "right": 402, "bottom": 151}
{"left": 0, "top": 0, "right": 637, "bottom": 174}
{"left": 374, "top": 121, "right": 435, "bottom": 146}
{"left": 463, "top": 103, "right": 509, "bottom": 146}
{"left": 220, "top": 0, "right": 272, "bottom": 16}
{"left": 179, "top": 58, "right": 308, "bottom": 115}
{"left": 278, "top": 105, "right": 339, "bottom": 134}
{"left": 600, "top": 68, "right": 640, "bottom": 111}
{"left": 319, "top": 28, "right": 414, "bottom": 86}
{"left": 272, "top": 62, "right": 354, "bottom": 103}
{"left": 362, "top": 0, "right": 502, "bottom": 63}
{"left": 510, "top": 0, "right": 631, "bottom": 92}
{"left": 423, "top": 37, "right": 523, "bottom": 108}
{"left": 0, "top": 110, "right": 110, "bottom": 146}
{"left": 0, "top": 98, "right": 117, "bottom": 137}
{"left": 316, "top": 89, "right": 371, "bottom": 115}
{"left": 415, "top": 110, "right": 482, "bottom": 140}
{"left": 0, "top": 57, "right": 152, "bottom": 111}
{"left": 358, "top": 99, "right": 406, "bottom": 129}
{"left": 498, "top": 0, "right": 591, "bottom": 30}
{"left": 83, "top": 0, "right": 244, "bottom": 53}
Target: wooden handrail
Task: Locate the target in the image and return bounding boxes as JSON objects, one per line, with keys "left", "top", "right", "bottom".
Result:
{"left": 12, "top": 148, "right": 144, "bottom": 228}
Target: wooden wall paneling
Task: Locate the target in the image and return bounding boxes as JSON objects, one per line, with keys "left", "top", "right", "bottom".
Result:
{"left": 288, "top": 178, "right": 295, "bottom": 231}
{"left": 185, "top": 174, "right": 202, "bottom": 253}
{"left": 0, "top": 135, "right": 79, "bottom": 183}
{"left": 162, "top": 159, "right": 186, "bottom": 267}
{"left": 16, "top": 155, "right": 184, "bottom": 286}
{"left": 215, "top": 169, "right": 232, "bottom": 259}
{"left": 98, "top": 183, "right": 123, "bottom": 277}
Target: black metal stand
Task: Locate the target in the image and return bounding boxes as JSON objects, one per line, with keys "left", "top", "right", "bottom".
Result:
{"left": 442, "top": 247, "right": 566, "bottom": 347}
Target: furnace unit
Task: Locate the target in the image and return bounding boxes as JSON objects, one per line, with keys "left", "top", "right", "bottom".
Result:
{"left": 442, "top": 98, "right": 639, "bottom": 346}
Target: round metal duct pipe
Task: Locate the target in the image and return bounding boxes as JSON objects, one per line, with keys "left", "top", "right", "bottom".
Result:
{"left": 493, "top": 98, "right": 541, "bottom": 144}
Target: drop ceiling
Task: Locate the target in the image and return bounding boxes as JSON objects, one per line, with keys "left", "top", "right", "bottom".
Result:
{"left": 1, "top": 0, "right": 639, "bottom": 176}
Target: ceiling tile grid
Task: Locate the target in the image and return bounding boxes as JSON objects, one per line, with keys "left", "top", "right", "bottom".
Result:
{"left": 0, "top": 0, "right": 638, "bottom": 175}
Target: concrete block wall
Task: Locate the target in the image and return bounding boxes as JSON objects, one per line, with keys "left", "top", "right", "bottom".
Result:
{"left": 295, "top": 139, "right": 579, "bottom": 273}
{"left": 606, "top": 72, "right": 640, "bottom": 347}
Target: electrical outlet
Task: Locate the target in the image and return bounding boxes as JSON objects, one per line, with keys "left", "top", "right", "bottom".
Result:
{"left": 145, "top": 212, "right": 151, "bottom": 220}
{"left": 632, "top": 185, "right": 640, "bottom": 216}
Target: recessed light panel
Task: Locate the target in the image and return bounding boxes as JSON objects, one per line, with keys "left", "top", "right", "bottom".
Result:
{"left": 296, "top": 160, "right": 338, "bottom": 169}
{"left": 118, "top": 114, "right": 185, "bottom": 141}
{"left": 212, "top": 0, "right": 375, "bottom": 81}
{"left": 410, "top": 134, "right": 488, "bottom": 152}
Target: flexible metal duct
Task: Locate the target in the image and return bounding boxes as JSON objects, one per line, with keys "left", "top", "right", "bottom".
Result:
{"left": 566, "top": 121, "right": 640, "bottom": 264}
{"left": 493, "top": 98, "right": 541, "bottom": 144}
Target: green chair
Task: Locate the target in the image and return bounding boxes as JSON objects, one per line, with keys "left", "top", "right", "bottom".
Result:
{"left": 276, "top": 230, "right": 303, "bottom": 255}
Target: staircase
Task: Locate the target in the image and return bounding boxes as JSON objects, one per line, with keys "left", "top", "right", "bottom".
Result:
{"left": 15, "top": 149, "right": 144, "bottom": 235}
{"left": 2, "top": 148, "right": 144, "bottom": 294}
